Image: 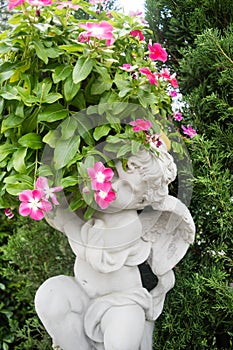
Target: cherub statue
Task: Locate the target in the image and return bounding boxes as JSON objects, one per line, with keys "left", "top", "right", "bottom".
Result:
{"left": 35, "top": 147, "right": 195, "bottom": 350}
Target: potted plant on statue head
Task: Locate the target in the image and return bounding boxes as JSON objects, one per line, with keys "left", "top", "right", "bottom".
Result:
{"left": 0, "top": 0, "right": 197, "bottom": 220}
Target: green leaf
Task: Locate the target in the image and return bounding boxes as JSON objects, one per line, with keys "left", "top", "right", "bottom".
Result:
{"left": 64, "top": 75, "right": 81, "bottom": 102}
{"left": 72, "top": 57, "right": 94, "bottom": 84}
{"left": 106, "top": 135, "right": 122, "bottom": 143}
{"left": 18, "top": 133, "right": 43, "bottom": 149}
{"left": 52, "top": 65, "right": 72, "bottom": 84}
{"left": 77, "top": 162, "right": 88, "bottom": 178}
{"left": 59, "top": 44, "right": 84, "bottom": 53}
{"left": 54, "top": 135, "right": 80, "bottom": 169}
{"left": 42, "top": 92, "right": 62, "bottom": 104}
{"left": 104, "top": 142, "right": 122, "bottom": 153}
{"left": 93, "top": 125, "right": 111, "bottom": 141}
{"left": 38, "top": 164, "right": 54, "bottom": 177}
{"left": 1, "top": 114, "right": 24, "bottom": 132}
{"left": 119, "top": 88, "right": 132, "bottom": 97}
{"left": 61, "top": 176, "right": 80, "bottom": 189}
{"left": 75, "top": 113, "right": 95, "bottom": 146}
{"left": 0, "top": 86, "right": 20, "bottom": 100}
{"left": 4, "top": 174, "right": 33, "bottom": 195}
{"left": 117, "top": 143, "right": 132, "bottom": 157}
{"left": 0, "top": 70, "right": 14, "bottom": 83}
{"left": 69, "top": 193, "right": 85, "bottom": 211}
{"left": 12, "top": 147, "right": 27, "bottom": 173}
{"left": 131, "top": 140, "right": 141, "bottom": 155}
{"left": 38, "top": 103, "right": 68, "bottom": 122}
{"left": 60, "top": 117, "right": 78, "bottom": 140}
{"left": 84, "top": 155, "right": 95, "bottom": 168}
{"left": 83, "top": 190, "right": 94, "bottom": 206}
{"left": 0, "top": 144, "right": 16, "bottom": 162}
{"left": 43, "top": 129, "right": 60, "bottom": 148}
{"left": 33, "top": 40, "right": 48, "bottom": 64}
{"left": 84, "top": 205, "right": 96, "bottom": 220}
{"left": 46, "top": 47, "right": 61, "bottom": 58}
{"left": 91, "top": 76, "right": 112, "bottom": 95}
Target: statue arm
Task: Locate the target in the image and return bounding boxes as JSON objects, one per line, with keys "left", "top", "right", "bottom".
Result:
{"left": 45, "top": 206, "right": 83, "bottom": 236}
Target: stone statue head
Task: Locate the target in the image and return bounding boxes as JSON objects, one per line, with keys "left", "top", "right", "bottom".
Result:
{"left": 110, "top": 147, "right": 177, "bottom": 211}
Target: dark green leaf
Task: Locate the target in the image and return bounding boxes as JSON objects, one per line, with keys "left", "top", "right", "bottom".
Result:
{"left": 12, "top": 147, "right": 27, "bottom": 173}
{"left": 52, "top": 65, "right": 72, "bottom": 84}
{"left": 93, "top": 125, "right": 111, "bottom": 141}
{"left": 18, "top": 133, "right": 43, "bottom": 149}
{"left": 38, "top": 104, "right": 68, "bottom": 122}
{"left": 72, "top": 57, "right": 94, "bottom": 84}
{"left": 64, "top": 75, "right": 81, "bottom": 102}
{"left": 54, "top": 135, "right": 80, "bottom": 169}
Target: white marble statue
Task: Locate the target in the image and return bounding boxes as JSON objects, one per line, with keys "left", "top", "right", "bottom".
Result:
{"left": 35, "top": 147, "right": 195, "bottom": 350}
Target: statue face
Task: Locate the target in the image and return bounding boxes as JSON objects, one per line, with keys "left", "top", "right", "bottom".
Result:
{"left": 109, "top": 158, "right": 148, "bottom": 211}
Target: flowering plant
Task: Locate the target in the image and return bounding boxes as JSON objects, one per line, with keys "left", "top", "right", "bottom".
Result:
{"left": 0, "top": 0, "right": 196, "bottom": 220}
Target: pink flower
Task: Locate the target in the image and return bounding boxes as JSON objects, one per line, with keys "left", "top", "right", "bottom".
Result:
{"left": 19, "top": 189, "right": 52, "bottom": 220}
{"left": 36, "top": 177, "right": 62, "bottom": 205}
{"left": 130, "top": 30, "right": 145, "bottom": 41}
{"left": 169, "top": 73, "right": 178, "bottom": 88}
{"left": 94, "top": 182, "right": 116, "bottom": 209}
{"left": 129, "top": 119, "right": 152, "bottom": 132}
{"left": 28, "top": 0, "right": 52, "bottom": 6}
{"left": 8, "top": 0, "right": 24, "bottom": 10}
{"left": 173, "top": 111, "right": 183, "bottom": 121}
{"left": 169, "top": 90, "right": 178, "bottom": 97}
{"left": 181, "top": 125, "right": 197, "bottom": 138}
{"left": 129, "top": 10, "right": 143, "bottom": 16}
{"left": 139, "top": 67, "right": 158, "bottom": 85}
{"left": 57, "top": 1, "right": 81, "bottom": 10}
{"left": 148, "top": 43, "right": 167, "bottom": 62}
{"left": 78, "top": 32, "right": 89, "bottom": 43}
{"left": 79, "top": 21, "right": 114, "bottom": 46}
{"left": 4, "top": 208, "right": 14, "bottom": 219}
{"left": 119, "top": 64, "right": 137, "bottom": 72}
{"left": 159, "top": 68, "right": 171, "bottom": 80}
{"left": 88, "top": 162, "right": 114, "bottom": 191}
{"left": 145, "top": 133, "right": 163, "bottom": 148}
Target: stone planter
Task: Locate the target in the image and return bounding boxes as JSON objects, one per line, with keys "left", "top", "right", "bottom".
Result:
{"left": 35, "top": 148, "right": 195, "bottom": 350}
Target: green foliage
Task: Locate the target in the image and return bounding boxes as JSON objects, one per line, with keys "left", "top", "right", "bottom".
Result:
{"left": 0, "top": 0, "right": 184, "bottom": 217}
{"left": 179, "top": 26, "right": 233, "bottom": 132}
{"left": 0, "top": 216, "right": 74, "bottom": 349}
{"left": 145, "top": 0, "right": 233, "bottom": 68}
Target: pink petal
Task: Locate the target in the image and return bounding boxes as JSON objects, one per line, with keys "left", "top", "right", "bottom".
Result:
{"left": 19, "top": 190, "right": 33, "bottom": 202}
{"left": 94, "top": 162, "right": 105, "bottom": 173}
{"left": 94, "top": 181, "right": 111, "bottom": 191}
{"left": 8, "top": 0, "right": 25, "bottom": 10}
{"left": 102, "top": 168, "right": 114, "bottom": 181}
{"left": 40, "top": 199, "right": 53, "bottom": 212}
{"left": 19, "top": 202, "right": 31, "bottom": 217}
{"left": 32, "top": 189, "right": 43, "bottom": 201}
{"left": 105, "top": 191, "right": 116, "bottom": 202}
{"left": 52, "top": 185, "right": 63, "bottom": 193}
{"left": 30, "top": 209, "right": 45, "bottom": 221}
{"left": 36, "top": 177, "right": 49, "bottom": 191}
{"left": 51, "top": 194, "right": 59, "bottom": 205}
{"left": 87, "top": 167, "right": 96, "bottom": 180}
{"left": 95, "top": 195, "right": 110, "bottom": 209}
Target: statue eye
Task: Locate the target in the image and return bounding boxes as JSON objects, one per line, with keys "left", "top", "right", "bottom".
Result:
{"left": 126, "top": 161, "right": 141, "bottom": 172}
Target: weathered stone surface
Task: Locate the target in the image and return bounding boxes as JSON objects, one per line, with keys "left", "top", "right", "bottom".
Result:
{"left": 35, "top": 148, "right": 195, "bottom": 350}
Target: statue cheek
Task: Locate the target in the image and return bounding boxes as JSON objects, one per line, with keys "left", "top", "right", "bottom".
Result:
{"left": 111, "top": 180, "right": 134, "bottom": 209}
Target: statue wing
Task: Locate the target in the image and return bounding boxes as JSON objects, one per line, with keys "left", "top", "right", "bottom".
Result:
{"left": 139, "top": 195, "right": 195, "bottom": 320}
